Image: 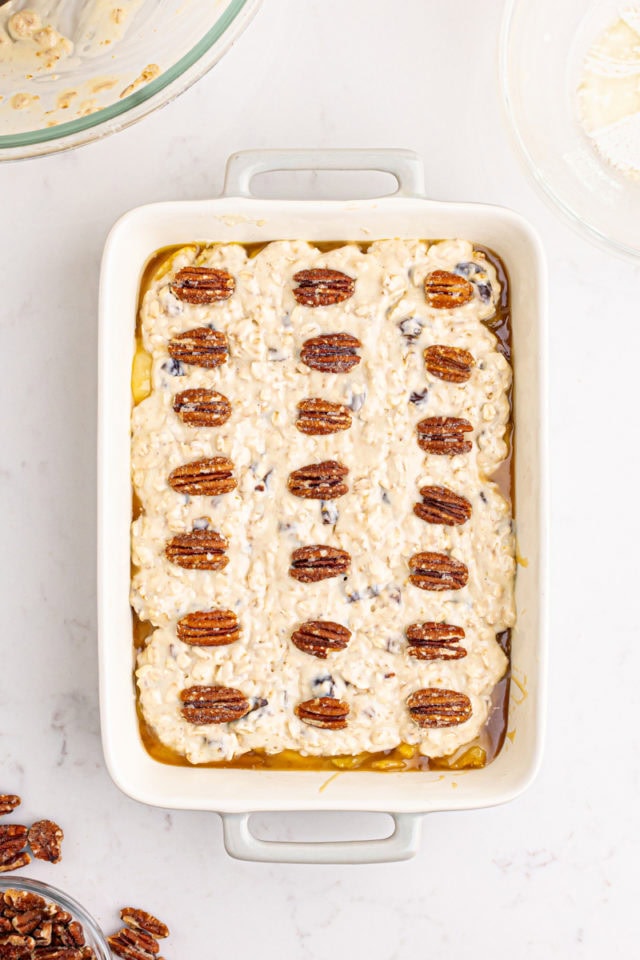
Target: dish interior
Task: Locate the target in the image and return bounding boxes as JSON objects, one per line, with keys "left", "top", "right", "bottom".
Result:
{"left": 130, "top": 238, "right": 516, "bottom": 774}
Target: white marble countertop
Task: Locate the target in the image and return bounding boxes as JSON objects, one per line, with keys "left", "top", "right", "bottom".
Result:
{"left": 0, "top": 0, "right": 637, "bottom": 956}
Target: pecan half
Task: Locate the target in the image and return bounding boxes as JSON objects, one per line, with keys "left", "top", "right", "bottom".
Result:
{"left": 107, "top": 935, "right": 155, "bottom": 960}
{"left": 290, "top": 545, "right": 351, "bottom": 582}
{"left": 118, "top": 929, "right": 159, "bottom": 957}
{"left": 293, "top": 268, "right": 355, "bottom": 306}
{"left": 413, "top": 485, "right": 472, "bottom": 526}
{"left": 28, "top": 820, "right": 63, "bottom": 864}
{"left": 295, "top": 698, "right": 349, "bottom": 729}
{"left": 0, "top": 797, "right": 20, "bottom": 817}
{"left": 300, "top": 333, "right": 361, "bottom": 373}
{"left": 0, "top": 851, "right": 30, "bottom": 874}
{"left": 12, "top": 912, "right": 44, "bottom": 937}
{"left": 3, "top": 891, "right": 45, "bottom": 913}
{"left": 296, "top": 398, "right": 352, "bottom": 435}
{"left": 33, "top": 921, "right": 53, "bottom": 946}
{"left": 120, "top": 909, "right": 169, "bottom": 940}
{"left": 36, "top": 950, "right": 86, "bottom": 960}
{"left": 291, "top": 621, "right": 351, "bottom": 659}
{"left": 424, "top": 270, "right": 473, "bottom": 309}
{"left": 173, "top": 389, "right": 231, "bottom": 427}
{"left": 408, "top": 552, "right": 469, "bottom": 591}
{"left": 171, "top": 267, "right": 235, "bottom": 304}
{"left": 406, "top": 622, "right": 467, "bottom": 660}
{"left": 407, "top": 688, "right": 472, "bottom": 727}
{"left": 424, "top": 344, "right": 475, "bottom": 382}
{"left": 417, "top": 416, "right": 472, "bottom": 455}
{"left": 165, "top": 530, "right": 228, "bottom": 570}
{"left": 176, "top": 609, "right": 240, "bottom": 646}
{"left": 168, "top": 457, "right": 236, "bottom": 496}
{"left": 167, "top": 328, "right": 228, "bottom": 368}
{"left": 288, "top": 461, "right": 349, "bottom": 500}
{"left": 0, "top": 826, "right": 27, "bottom": 868}
{"left": 180, "top": 686, "right": 251, "bottom": 725}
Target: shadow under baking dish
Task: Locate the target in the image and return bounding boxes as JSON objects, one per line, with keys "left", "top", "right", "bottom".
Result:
{"left": 131, "top": 241, "right": 514, "bottom": 773}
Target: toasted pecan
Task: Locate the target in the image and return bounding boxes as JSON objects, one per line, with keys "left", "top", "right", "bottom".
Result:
{"left": 293, "top": 268, "right": 355, "bottom": 306}
{"left": 171, "top": 267, "right": 235, "bottom": 304}
{"left": 295, "top": 698, "right": 349, "bottom": 729}
{"left": 407, "top": 688, "right": 472, "bottom": 727}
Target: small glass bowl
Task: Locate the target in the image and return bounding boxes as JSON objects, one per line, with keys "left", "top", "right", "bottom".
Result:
{"left": 0, "top": 876, "right": 110, "bottom": 959}
{"left": 501, "top": 0, "right": 640, "bottom": 260}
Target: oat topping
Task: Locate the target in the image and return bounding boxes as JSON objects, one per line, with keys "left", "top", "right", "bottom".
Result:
{"left": 132, "top": 239, "right": 515, "bottom": 763}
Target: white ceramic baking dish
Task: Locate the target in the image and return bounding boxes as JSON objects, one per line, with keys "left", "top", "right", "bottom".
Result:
{"left": 98, "top": 149, "right": 548, "bottom": 864}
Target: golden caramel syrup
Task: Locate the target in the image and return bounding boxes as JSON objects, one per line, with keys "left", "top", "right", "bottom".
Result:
{"left": 131, "top": 240, "right": 513, "bottom": 772}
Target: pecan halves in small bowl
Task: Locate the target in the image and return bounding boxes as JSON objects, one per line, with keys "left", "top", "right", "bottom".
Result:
{"left": 296, "top": 398, "right": 352, "bottom": 435}
{"left": 406, "top": 622, "right": 467, "bottom": 660}
{"left": 413, "top": 485, "right": 472, "bottom": 526}
{"left": 173, "top": 388, "right": 231, "bottom": 427}
{"left": 168, "top": 456, "right": 237, "bottom": 496}
{"left": 177, "top": 609, "right": 240, "bottom": 646}
{"left": 165, "top": 529, "right": 229, "bottom": 570}
{"left": 300, "top": 333, "right": 362, "bottom": 373}
{"left": 291, "top": 621, "right": 352, "bottom": 659}
{"left": 289, "top": 545, "right": 351, "bottom": 582}
{"left": 416, "top": 416, "right": 473, "bottom": 456}
{"left": 295, "top": 697, "right": 350, "bottom": 729}
{"left": 293, "top": 268, "right": 355, "bottom": 306}
{"left": 180, "top": 686, "right": 251, "bottom": 725}
{"left": 407, "top": 688, "right": 472, "bottom": 727}
{"left": 408, "top": 552, "right": 469, "bottom": 591}
{"left": 287, "top": 461, "right": 349, "bottom": 500}
{"left": 167, "top": 327, "right": 228, "bottom": 368}
{"left": 423, "top": 270, "right": 473, "bottom": 309}
{"left": 171, "top": 266, "right": 235, "bottom": 304}
{"left": 424, "top": 344, "right": 475, "bottom": 382}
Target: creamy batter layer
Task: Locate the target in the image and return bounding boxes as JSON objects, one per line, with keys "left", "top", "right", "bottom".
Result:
{"left": 132, "top": 239, "right": 515, "bottom": 764}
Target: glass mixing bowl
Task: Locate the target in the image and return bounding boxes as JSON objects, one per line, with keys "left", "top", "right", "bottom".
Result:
{"left": 0, "top": 0, "right": 260, "bottom": 161}
{"left": 501, "top": 0, "right": 640, "bottom": 260}
{"left": 0, "top": 875, "right": 111, "bottom": 958}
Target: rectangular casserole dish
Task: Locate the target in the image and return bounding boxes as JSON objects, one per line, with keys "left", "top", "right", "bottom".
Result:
{"left": 98, "top": 149, "right": 548, "bottom": 863}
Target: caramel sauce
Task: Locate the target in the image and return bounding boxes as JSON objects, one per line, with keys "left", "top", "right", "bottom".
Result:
{"left": 131, "top": 240, "right": 514, "bottom": 773}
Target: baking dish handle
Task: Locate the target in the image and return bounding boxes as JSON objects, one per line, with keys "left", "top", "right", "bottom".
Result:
{"left": 221, "top": 812, "right": 422, "bottom": 864}
{"left": 222, "top": 148, "right": 425, "bottom": 199}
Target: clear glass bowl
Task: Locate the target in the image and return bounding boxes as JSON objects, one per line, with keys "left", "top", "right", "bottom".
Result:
{"left": 501, "top": 0, "right": 640, "bottom": 260}
{"left": 0, "top": 876, "right": 110, "bottom": 958}
{"left": 0, "top": 0, "right": 260, "bottom": 161}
